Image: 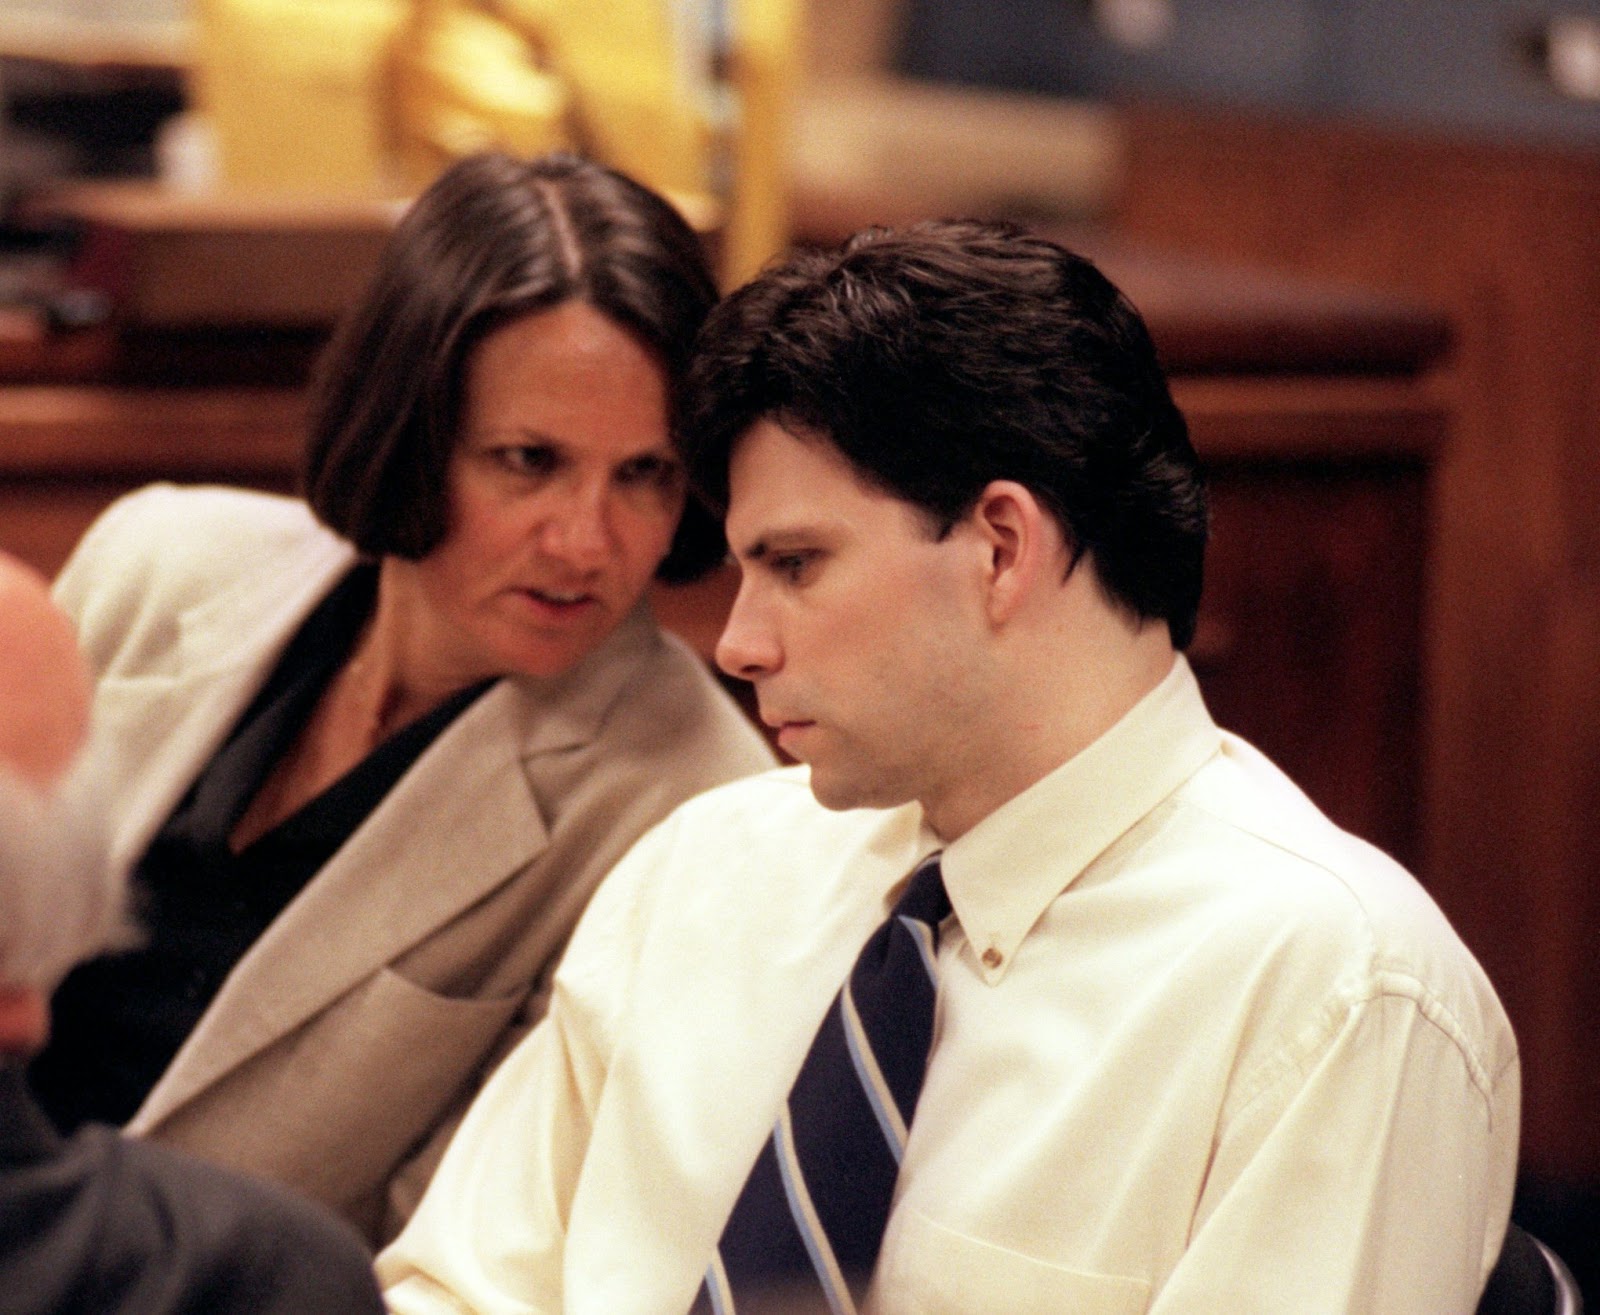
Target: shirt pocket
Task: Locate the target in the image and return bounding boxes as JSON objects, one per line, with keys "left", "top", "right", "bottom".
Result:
{"left": 880, "top": 1207, "right": 1151, "bottom": 1315}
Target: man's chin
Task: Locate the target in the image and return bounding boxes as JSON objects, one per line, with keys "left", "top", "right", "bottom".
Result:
{"left": 804, "top": 764, "right": 909, "bottom": 815}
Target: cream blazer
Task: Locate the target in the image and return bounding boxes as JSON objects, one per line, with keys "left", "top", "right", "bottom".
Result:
{"left": 53, "top": 485, "right": 774, "bottom": 1243}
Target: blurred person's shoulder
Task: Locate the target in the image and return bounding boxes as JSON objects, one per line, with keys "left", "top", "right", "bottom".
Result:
{"left": 15, "top": 1121, "right": 383, "bottom": 1315}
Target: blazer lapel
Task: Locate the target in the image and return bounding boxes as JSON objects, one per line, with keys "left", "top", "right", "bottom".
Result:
{"left": 95, "top": 535, "right": 355, "bottom": 876}
{"left": 131, "top": 606, "right": 661, "bottom": 1130}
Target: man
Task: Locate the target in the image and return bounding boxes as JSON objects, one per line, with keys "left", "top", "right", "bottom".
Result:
{"left": 379, "top": 221, "right": 1519, "bottom": 1313}
{"left": 0, "top": 552, "right": 385, "bottom": 1315}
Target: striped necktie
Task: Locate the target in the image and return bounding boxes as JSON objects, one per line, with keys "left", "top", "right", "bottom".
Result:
{"left": 697, "top": 854, "right": 950, "bottom": 1315}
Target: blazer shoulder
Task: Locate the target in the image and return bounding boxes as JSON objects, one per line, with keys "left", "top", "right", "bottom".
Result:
{"left": 54, "top": 485, "right": 348, "bottom": 677}
{"left": 598, "top": 627, "right": 775, "bottom": 776}
{"left": 509, "top": 627, "right": 774, "bottom": 904}
{"left": 60, "top": 485, "right": 330, "bottom": 593}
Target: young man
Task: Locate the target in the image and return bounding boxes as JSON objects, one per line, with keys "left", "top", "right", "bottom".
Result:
{"left": 380, "top": 221, "right": 1518, "bottom": 1313}
{"left": 0, "top": 553, "right": 385, "bottom": 1315}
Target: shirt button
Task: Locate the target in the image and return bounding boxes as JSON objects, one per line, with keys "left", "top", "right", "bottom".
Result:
{"left": 981, "top": 946, "right": 1003, "bottom": 969}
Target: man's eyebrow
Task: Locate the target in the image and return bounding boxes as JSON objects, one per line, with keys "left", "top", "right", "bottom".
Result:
{"left": 732, "top": 526, "right": 822, "bottom": 563}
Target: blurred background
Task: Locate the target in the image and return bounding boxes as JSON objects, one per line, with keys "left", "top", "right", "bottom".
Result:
{"left": 2, "top": 0, "right": 1597, "bottom": 1302}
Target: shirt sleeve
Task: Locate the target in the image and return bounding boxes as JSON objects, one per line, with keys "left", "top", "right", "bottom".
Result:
{"left": 376, "top": 812, "right": 675, "bottom": 1315}
{"left": 1148, "top": 977, "right": 1518, "bottom": 1314}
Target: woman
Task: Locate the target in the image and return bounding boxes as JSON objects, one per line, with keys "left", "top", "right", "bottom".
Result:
{"left": 27, "top": 153, "right": 774, "bottom": 1243}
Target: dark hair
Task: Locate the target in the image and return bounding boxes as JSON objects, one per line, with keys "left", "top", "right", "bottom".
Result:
{"left": 680, "top": 219, "right": 1209, "bottom": 646}
{"left": 304, "top": 151, "right": 724, "bottom": 583}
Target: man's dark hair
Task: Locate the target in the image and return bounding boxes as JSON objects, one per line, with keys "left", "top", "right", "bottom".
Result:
{"left": 680, "top": 219, "right": 1209, "bottom": 645}
{"left": 304, "top": 151, "right": 724, "bottom": 583}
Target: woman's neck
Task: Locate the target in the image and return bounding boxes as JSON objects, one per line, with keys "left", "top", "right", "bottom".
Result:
{"left": 225, "top": 562, "right": 485, "bottom": 853}
{"left": 351, "top": 558, "right": 490, "bottom": 740}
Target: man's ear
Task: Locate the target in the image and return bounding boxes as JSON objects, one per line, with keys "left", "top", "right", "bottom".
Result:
{"left": 969, "top": 481, "right": 1060, "bottom": 626}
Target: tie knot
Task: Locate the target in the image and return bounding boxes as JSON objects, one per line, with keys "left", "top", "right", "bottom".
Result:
{"left": 894, "top": 853, "right": 951, "bottom": 930}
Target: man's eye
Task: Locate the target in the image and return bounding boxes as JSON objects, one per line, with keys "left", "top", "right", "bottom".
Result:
{"left": 770, "top": 552, "right": 817, "bottom": 583}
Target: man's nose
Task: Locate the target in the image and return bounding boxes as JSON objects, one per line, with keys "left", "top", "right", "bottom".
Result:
{"left": 715, "top": 583, "right": 780, "bottom": 680}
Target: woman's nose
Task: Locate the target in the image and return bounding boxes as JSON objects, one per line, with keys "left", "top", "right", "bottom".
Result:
{"left": 539, "top": 485, "right": 611, "bottom": 568}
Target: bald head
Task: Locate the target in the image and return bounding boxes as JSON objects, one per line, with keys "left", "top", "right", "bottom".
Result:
{"left": 0, "top": 553, "right": 125, "bottom": 1045}
{"left": 0, "top": 553, "right": 91, "bottom": 792}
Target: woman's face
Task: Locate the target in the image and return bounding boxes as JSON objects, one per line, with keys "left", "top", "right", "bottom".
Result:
{"left": 390, "top": 301, "right": 685, "bottom": 686}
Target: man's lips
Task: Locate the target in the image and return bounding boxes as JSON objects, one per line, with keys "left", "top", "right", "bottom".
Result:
{"left": 766, "top": 718, "right": 816, "bottom": 753}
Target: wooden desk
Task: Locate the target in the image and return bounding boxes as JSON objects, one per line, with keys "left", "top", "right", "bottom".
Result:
{"left": 23, "top": 180, "right": 719, "bottom": 334}
{"left": 52, "top": 184, "right": 406, "bottom": 329}
{"left": 0, "top": 226, "right": 1448, "bottom": 869}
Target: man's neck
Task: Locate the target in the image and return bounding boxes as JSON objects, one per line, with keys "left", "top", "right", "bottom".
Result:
{"left": 921, "top": 622, "right": 1177, "bottom": 843}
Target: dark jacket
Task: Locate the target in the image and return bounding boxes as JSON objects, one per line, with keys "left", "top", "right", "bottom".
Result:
{"left": 0, "top": 1063, "right": 383, "bottom": 1315}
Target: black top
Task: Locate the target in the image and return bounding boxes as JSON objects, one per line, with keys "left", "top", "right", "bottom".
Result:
{"left": 0, "top": 1062, "right": 385, "bottom": 1314}
{"left": 29, "top": 566, "right": 492, "bottom": 1132}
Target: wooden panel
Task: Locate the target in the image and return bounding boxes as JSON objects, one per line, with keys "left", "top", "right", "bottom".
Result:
{"left": 795, "top": 202, "right": 1452, "bottom": 378}
{"left": 32, "top": 181, "right": 721, "bottom": 330}
{"left": 0, "top": 385, "right": 304, "bottom": 575}
{"left": 1194, "top": 457, "right": 1429, "bottom": 869}
{"left": 0, "top": 484, "right": 145, "bottom": 578}
{"left": 1115, "top": 100, "right": 1600, "bottom": 1185}
{"left": 1174, "top": 375, "right": 1444, "bottom": 459}
{"left": 1076, "top": 235, "right": 1452, "bottom": 377}
{"left": 40, "top": 184, "right": 403, "bottom": 329}
{"left": 1178, "top": 377, "right": 1442, "bottom": 870}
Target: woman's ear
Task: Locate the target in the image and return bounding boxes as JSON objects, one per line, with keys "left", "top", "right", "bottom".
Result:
{"left": 968, "top": 480, "right": 1062, "bottom": 626}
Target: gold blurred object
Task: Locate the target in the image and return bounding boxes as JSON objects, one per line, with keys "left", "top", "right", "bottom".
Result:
{"left": 390, "top": 0, "right": 573, "bottom": 188}
{"left": 720, "top": 0, "right": 801, "bottom": 283}
{"left": 188, "top": 0, "right": 796, "bottom": 278}
{"left": 497, "top": 0, "right": 709, "bottom": 198}
{"left": 192, "top": 0, "right": 407, "bottom": 194}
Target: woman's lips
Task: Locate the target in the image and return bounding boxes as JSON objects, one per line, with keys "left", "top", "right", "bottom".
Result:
{"left": 517, "top": 586, "right": 599, "bottom": 619}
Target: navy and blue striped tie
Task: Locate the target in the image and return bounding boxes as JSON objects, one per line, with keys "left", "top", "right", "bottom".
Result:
{"left": 697, "top": 854, "right": 950, "bottom": 1315}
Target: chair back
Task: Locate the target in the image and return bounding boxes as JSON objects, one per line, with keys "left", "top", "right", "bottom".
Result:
{"left": 1477, "top": 1223, "right": 1584, "bottom": 1315}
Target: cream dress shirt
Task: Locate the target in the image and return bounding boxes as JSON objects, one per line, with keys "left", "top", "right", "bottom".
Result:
{"left": 379, "top": 658, "right": 1519, "bottom": 1315}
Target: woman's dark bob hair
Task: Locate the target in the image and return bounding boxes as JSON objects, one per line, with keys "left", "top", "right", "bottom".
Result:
{"left": 303, "top": 151, "right": 724, "bottom": 583}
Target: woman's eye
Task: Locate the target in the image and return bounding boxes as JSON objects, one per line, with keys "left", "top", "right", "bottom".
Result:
{"left": 616, "top": 454, "right": 682, "bottom": 489}
{"left": 497, "top": 445, "right": 558, "bottom": 477}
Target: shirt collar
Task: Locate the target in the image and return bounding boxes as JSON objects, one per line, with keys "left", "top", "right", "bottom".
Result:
{"left": 939, "top": 655, "right": 1222, "bottom": 984}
